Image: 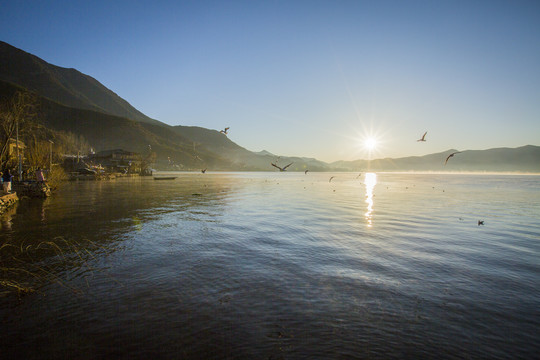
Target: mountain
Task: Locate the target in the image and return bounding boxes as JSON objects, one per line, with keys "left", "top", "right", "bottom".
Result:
{"left": 255, "top": 150, "right": 276, "bottom": 157}
{"left": 0, "top": 41, "right": 161, "bottom": 126}
{"left": 0, "top": 79, "right": 237, "bottom": 169}
{"left": 1, "top": 41, "right": 538, "bottom": 172}
{"left": 171, "top": 126, "right": 330, "bottom": 171}
{"left": 331, "top": 146, "right": 540, "bottom": 173}
{"left": 0, "top": 41, "right": 310, "bottom": 170}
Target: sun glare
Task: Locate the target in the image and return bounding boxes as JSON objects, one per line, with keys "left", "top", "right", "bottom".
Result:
{"left": 347, "top": 123, "right": 387, "bottom": 160}
{"left": 364, "top": 138, "right": 377, "bottom": 151}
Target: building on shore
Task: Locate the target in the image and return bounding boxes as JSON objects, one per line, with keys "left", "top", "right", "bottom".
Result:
{"left": 5, "top": 138, "right": 26, "bottom": 170}
{"left": 88, "top": 149, "right": 141, "bottom": 174}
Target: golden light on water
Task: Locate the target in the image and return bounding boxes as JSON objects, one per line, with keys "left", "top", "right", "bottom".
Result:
{"left": 364, "top": 172, "right": 377, "bottom": 227}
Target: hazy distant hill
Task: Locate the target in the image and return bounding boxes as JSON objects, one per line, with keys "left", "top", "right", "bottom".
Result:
{"left": 331, "top": 146, "right": 540, "bottom": 173}
{"left": 0, "top": 41, "right": 161, "bottom": 126}
{"left": 171, "top": 126, "right": 330, "bottom": 171}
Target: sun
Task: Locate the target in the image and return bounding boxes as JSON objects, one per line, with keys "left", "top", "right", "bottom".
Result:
{"left": 347, "top": 125, "right": 387, "bottom": 160}
{"left": 364, "top": 137, "right": 377, "bottom": 151}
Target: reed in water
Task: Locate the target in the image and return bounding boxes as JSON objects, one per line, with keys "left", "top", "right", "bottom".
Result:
{"left": 0, "top": 235, "right": 106, "bottom": 298}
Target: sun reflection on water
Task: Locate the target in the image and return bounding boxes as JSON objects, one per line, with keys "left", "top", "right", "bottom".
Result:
{"left": 364, "top": 172, "right": 377, "bottom": 227}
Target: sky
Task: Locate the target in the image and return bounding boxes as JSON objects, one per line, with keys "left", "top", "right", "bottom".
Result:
{"left": 1, "top": 0, "right": 539, "bottom": 162}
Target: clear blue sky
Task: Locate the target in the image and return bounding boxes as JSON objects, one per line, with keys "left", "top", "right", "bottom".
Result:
{"left": 2, "top": 0, "right": 539, "bottom": 162}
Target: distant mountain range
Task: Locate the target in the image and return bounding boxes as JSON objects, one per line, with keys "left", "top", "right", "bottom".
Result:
{"left": 1, "top": 41, "right": 539, "bottom": 172}
{"left": 331, "top": 146, "right": 540, "bottom": 172}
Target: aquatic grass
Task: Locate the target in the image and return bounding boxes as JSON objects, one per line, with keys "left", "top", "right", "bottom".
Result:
{"left": 0, "top": 235, "right": 110, "bottom": 298}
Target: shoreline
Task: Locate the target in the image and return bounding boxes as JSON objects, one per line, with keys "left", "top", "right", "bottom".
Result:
{"left": 0, "top": 193, "right": 18, "bottom": 215}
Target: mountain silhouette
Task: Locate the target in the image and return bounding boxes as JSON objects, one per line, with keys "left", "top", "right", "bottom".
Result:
{"left": 1, "top": 41, "right": 538, "bottom": 172}
{"left": 0, "top": 41, "right": 162, "bottom": 126}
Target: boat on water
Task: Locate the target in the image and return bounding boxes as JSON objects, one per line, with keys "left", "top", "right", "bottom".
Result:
{"left": 153, "top": 176, "right": 177, "bottom": 180}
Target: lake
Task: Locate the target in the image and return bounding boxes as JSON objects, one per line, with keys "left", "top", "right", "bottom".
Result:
{"left": 1, "top": 172, "right": 539, "bottom": 359}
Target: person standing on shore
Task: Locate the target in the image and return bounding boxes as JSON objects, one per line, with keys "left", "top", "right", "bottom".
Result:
{"left": 35, "top": 167, "right": 46, "bottom": 183}
{"left": 2, "top": 169, "right": 13, "bottom": 194}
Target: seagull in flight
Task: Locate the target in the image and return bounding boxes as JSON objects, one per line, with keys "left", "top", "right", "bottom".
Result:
{"left": 445, "top": 151, "right": 461, "bottom": 165}
{"left": 271, "top": 162, "right": 292, "bottom": 171}
{"left": 220, "top": 127, "right": 230, "bottom": 135}
{"left": 417, "top": 132, "right": 427, "bottom": 142}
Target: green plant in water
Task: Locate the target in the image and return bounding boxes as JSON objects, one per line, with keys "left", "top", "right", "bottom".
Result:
{"left": 0, "top": 236, "right": 110, "bottom": 299}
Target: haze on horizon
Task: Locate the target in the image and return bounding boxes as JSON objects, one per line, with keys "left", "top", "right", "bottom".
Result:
{"left": 1, "top": 1, "right": 539, "bottom": 163}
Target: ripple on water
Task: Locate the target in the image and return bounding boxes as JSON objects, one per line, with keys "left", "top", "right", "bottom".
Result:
{"left": 0, "top": 173, "right": 539, "bottom": 359}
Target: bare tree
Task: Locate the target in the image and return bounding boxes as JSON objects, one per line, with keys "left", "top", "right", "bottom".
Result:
{"left": 0, "top": 91, "right": 37, "bottom": 170}
{"left": 56, "top": 131, "right": 91, "bottom": 155}
{"left": 25, "top": 135, "right": 49, "bottom": 171}
{"left": 139, "top": 151, "right": 157, "bottom": 175}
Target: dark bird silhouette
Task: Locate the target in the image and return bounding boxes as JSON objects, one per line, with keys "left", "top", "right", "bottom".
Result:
{"left": 305, "top": 169, "right": 309, "bottom": 174}
{"left": 201, "top": 168, "right": 207, "bottom": 173}
{"left": 478, "top": 220, "right": 484, "bottom": 226}
{"left": 417, "top": 132, "right": 427, "bottom": 142}
{"left": 220, "top": 127, "right": 230, "bottom": 135}
{"left": 329, "top": 176, "right": 335, "bottom": 182}
{"left": 271, "top": 162, "right": 292, "bottom": 171}
{"left": 445, "top": 151, "right": 461, "bottom": 165}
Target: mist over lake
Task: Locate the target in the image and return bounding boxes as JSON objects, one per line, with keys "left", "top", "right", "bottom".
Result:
{"left": 1, "top": 172, "right": 539, "bottom": 359}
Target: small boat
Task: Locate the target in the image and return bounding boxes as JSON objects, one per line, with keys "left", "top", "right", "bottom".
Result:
{"left": 153, "top": 176, "right": 177, "bottom": 180}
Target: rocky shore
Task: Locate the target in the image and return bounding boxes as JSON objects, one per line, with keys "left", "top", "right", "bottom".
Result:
{"left": 0, "top": 193, "right": 18, "bottom": 215}
{"left": 12, "top": 182, "right": 51, "bottom": 198}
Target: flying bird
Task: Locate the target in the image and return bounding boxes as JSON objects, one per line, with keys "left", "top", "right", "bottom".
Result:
{"left": 417, "top": 132, "right": 427, "bottom": 142}
{"left": 478, "top": 220, "right": 484, "bottom": 226}
{"left": 305, "top": 169, "right": 309, "bottom": 174}
{"left": 329, "top": 176, "right": 335, "bottom": 182}
{"left": 201, "top": 168, "right": 207, "bottom": 173}
{"left": 271, "top": 162, "right": 292, "bottom": 171}
{"left": 445, "top": 151, "right": 461, "bottom": 165}
{"left": 220, "top": 127, "right": 230, "bottom": 135}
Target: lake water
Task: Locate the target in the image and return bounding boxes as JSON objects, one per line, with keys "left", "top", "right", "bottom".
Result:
{"left": 0, "top": 172, "right": 539, "bottom": 359}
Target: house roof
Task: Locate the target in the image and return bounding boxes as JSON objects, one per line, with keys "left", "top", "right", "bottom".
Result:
{"left": 93, "top": 149, "right": 138, "bottom": 157}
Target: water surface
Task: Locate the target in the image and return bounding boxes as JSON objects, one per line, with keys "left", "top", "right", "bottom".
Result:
{"left": 1, "top": 172, "right": 539, "bottom": 359}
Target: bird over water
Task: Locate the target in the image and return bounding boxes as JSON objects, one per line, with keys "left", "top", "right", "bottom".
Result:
{"left": 271, "top": 162, "right": 292, "bottom": 171}
{"left": 445, "top": 151, "right": 461, "bottom": 165}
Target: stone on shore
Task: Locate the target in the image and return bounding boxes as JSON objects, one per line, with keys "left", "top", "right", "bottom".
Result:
{"left": 0, "top": 193, "right": 18, "bottom": 215}
{"left": 12, "top": 182, "right": 51, "bottom": 198}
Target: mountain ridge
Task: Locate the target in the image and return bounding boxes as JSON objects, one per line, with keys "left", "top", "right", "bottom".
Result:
{"left": 1, "top": 41, "right": 539, "bottom": 172}
{"left": 331, "top": 146, "right": 540, "bottom": 172}
{"left": 0, "top": 41, "right": 162, "bottom": 126}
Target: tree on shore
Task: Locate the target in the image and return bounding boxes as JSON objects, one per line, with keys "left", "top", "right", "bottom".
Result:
{"left": 0, "top": 91, "right": 80, "bottom": 188}
{"left": 24, "top": 135, "right": 67, "bottom": 189}
{"left": 138, "top": 151, "right": 157, "bottom": 175}
{"left": 55, "top": 131, "right": 91, "bottom": 156}
{"left": 0, "top": 91, "right": 37, "bottom": 170}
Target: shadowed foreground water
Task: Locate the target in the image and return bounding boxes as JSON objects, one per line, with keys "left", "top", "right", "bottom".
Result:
{"left": 0, "top": 172, "right": 539, "bottom": 359}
